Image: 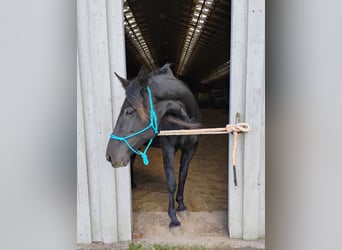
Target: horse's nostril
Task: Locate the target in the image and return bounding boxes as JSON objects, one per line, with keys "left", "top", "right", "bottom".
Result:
{"left": 106, "top": 154, "right": 111, "bottom": 162}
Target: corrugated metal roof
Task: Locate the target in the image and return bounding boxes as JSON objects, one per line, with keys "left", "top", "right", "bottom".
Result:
{"left": 124, "top": 0, "right": 231, "bottom": 90}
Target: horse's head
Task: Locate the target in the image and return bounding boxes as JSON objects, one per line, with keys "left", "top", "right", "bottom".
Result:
{"left": 106, "top": 63, "right": 201, "bottom": 168}
{"left": 106, "top": 66, "right": 157, "bottom": 168}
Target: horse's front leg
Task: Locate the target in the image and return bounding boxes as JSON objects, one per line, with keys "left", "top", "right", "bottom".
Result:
{"left": 130, "top": 154, "right": 137, "bottom": 188}
{"left": 176, "top": 142, "right": 198, "bottom": 211}
{"left": 162, "top": 147, "right": 180, "bottom": 228}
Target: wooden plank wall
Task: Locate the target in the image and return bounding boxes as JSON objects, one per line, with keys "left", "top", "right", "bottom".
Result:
{"left": 77, "top": 0, "right": 132, "bottom": 243}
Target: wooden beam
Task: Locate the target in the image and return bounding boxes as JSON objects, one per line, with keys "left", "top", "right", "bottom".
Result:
{"left": 77, "top": 51, "right": 92, "bottom": 244}
{"left": 242, "top": 0, "right": 265, "bottom": 240}
{"left": 77, "top": 0, "right": 132, "bottom": 243}
{"left": 228, "top": 0, "right": 249, "bottom": 239}
{"left": 107, "top": 0, "right": 132, "bottom": 242}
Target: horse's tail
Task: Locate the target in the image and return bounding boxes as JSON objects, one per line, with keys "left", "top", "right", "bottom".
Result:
{"left": 163, "top": 115, "right": 201, "bottom": 129}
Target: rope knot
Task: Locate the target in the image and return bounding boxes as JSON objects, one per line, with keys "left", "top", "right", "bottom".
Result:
{"left": 226, "top": 123, "right": 251, "bottom": 133}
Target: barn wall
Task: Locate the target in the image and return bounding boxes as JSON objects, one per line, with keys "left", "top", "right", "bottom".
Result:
{"left": 77, "top": 0, "right": 132, "bottom": 243}
{"left": 228, "top": 0, "right": 265, "bottom": 240}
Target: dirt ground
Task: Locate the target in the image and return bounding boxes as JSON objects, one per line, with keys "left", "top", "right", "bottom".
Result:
{"left": 131, "top": 211, "right": 264, "bottom": 249}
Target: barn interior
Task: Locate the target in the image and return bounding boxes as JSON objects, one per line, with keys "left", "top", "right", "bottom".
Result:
{"left": 124, "top": 0, "right": 230, "bottom": 109}
{"left": 123, "top": 0, "right": 232, "bottom": 240}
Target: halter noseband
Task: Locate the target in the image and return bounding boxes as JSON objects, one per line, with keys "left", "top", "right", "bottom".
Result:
{"left": 110, "top": 86, "right": 158, "bottom": 165}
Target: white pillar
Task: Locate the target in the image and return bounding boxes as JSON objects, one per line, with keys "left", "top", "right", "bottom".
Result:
{"left": 77, "top": 52, "right": 92, "bottom": 243}
{"left": 242, "top": 0, "right": 265, "bottom": 240}
{"left": 228, "top": 0, "right": 249, "bottom": 239}
{"left": 77, "top": 0, "right": 132, "bottom": 243}
{"left": 106, "top": 0, "right": 132, "bottom": 241}
{"left": 229, "top": 0, "right": 265, "bottom": 240}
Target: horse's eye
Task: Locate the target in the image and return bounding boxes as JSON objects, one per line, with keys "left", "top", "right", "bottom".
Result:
{"left": 125, "top": 107, "right": 135, "bottom": 115}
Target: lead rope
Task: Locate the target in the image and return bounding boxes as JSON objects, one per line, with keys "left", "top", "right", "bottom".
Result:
{"left": 225, "top": 124, "right": 251, "bottom": 186}
{"left": 159, "top": 123, "right": 251, "bottom": 186}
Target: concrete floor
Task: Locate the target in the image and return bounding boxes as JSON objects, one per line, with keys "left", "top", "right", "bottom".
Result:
{"left": 78, "top": 242, "right": 264, "bottom": 250}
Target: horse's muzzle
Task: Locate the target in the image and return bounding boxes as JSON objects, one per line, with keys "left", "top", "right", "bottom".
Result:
{"left": 112, "top": 161, "right": 129, "bottom": 168}
{"left": 106, "top": 154, "right": 129, "bottom": 168}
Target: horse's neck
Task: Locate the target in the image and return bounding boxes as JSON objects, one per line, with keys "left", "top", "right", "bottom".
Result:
{"left": 149, "top": 74, "right": 201, "bottom": 121}
{"left": 154, "top": 93, "right": 201, "bottom": 123}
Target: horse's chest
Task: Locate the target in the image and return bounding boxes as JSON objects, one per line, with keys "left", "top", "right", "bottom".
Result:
{"left": 176, "top": 135, "right": 198, "bottom": 151}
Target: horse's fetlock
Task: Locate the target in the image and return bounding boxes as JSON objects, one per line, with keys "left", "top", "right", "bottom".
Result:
{"left": 168, "top": 208, "right": 177, "bottom": 218}
{"left": 177, "top": 203, "right": 187, "bottom": 211}
{"left": 176, "top": 195, "right": 183, "bottom": 202}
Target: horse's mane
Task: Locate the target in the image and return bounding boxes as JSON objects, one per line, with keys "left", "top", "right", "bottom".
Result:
{"left": 125, "top": 65, "right": 171, "bottom": 121}
{"left": 125, "top": 79, "right": 149, "bottom": 121}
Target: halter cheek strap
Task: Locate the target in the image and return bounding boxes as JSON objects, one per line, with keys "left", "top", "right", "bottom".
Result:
{"left": 110, "top": 86, "right": 158, "bottom": 165}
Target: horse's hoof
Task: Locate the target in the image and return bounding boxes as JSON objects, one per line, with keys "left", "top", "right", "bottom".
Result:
{"left": 169, "top": 220, "right": 181, "bottom": 228}
{"left": 176, "top": 205, "right": 187, "bottom": 212}
{"left": 177, "top": 210, "right": 189, "bottom": 219}
{"left": 169, "top": 223, "right": 182, "bottom": 236}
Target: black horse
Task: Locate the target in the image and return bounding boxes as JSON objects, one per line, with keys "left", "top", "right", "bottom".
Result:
{"left": 106, "top": 64, "right": 201, "bottom": 228}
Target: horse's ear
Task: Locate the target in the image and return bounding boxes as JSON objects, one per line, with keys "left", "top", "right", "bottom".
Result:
{"left": 114, "top": 72, "right": 130, "bottom": 88}
{"left": 161, "top": 63, "right": 174, "bottom": 70}
{"left": 137, "top": 65, "right": 149, "bottom": 87}
{"left": 160, "top": 63, "right": 175, "bottom": 76}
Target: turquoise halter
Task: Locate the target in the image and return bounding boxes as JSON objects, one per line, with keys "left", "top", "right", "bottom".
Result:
{"left": 110, "top": 86, "right": 158, "bottom": 165}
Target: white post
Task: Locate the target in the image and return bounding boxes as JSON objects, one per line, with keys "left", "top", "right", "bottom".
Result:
{"left": 77, "top": 52, "right": 92, "bottom": 243}
{"left": 78, "top": 0, "right": 103, "bottom": 241}
{"left": 242, "top": 0, "right": 265, "bottom": 239}
{"left": 106, "top": 0, "right": 132, "bottom": 241}
{"left": 258, "top": 89, "right": 265, "bottom": 238}
{"left": 229, "top": 0, "right": 265, "bottom": 239}
{"left": 228, "top": 0, "right": 249, "bottom": 239}
{"left": 77, "top": 0, "right": 131, "bottom": 243}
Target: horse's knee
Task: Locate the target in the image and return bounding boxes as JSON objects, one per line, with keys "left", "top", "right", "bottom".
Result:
{"left": 168, "top": 183, "right": 176, "bottom": 193}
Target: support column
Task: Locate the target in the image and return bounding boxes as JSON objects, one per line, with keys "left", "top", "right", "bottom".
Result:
{"left": 242, "top": 0, "right": 265, "bottom": 240}
{"left": 77, "top": 0, "right": 131, "bottom": 243}
{"left": 228, "top": 0, "right": 249, "bottom": 239}
{"left": 228, "top": 0, "right": 265, "bottom": 240}
{"left": 106, "top": 0, "right": 132, "bottom": 242}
